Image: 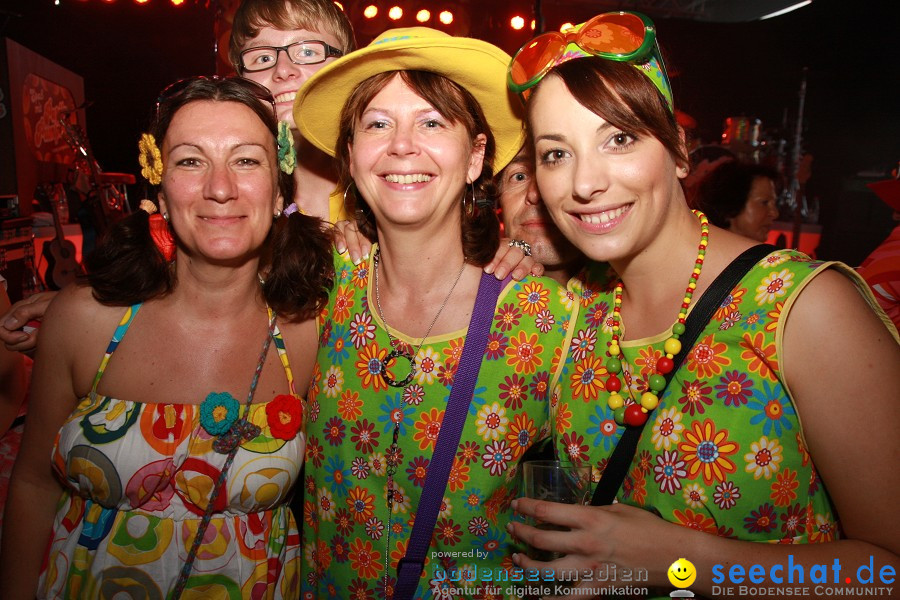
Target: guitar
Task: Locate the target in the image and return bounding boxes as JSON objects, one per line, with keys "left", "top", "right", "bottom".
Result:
{"left": 37, "top": 185, "right": 82, "bottom": 290}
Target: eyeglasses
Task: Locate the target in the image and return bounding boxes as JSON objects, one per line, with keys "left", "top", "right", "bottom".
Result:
{"left": 240, "top": 40, "right": 343, "bottom": 73}
{"left": 156, "top": 75, "right": 277, "bottom": 118}
{"left": 507, "top": 11, "right": 673, "bottom": 111}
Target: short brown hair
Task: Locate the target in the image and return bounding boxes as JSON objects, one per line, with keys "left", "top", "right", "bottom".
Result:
{"left": 229, "top": 0, "right": 356, "bottom": 73}
{"left": 335, "top": 70, "right": 500, "bottom": 266}
{"left": 529, "top": 58, "right": 687, "bottom": 167}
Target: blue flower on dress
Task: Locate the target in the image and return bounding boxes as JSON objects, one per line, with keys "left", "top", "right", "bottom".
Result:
{"left": 466, "top": 385, "right": 488, "bottom": 416}
{"left": 377, "top": 392, "right": 414, "bottom": 436}
{"left": 324, "top": 455, "right": 351, "bottom": 498}
{"left": 327, "top": 324, "right": 350, "bottom": 365}
{"left": 747, "top": 380, "right": 794, "bottom": 437}
{"left": 200, "top": 392, "right": 239, "bottom": 436}
{"left": 586, "top": 404, "right": 620, "bottom": 450}
{"left": 473, "top": 526, "right": 507, "bottom": 559}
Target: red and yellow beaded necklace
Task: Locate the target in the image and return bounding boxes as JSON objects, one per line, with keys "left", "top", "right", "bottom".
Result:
{"left": 605, "top": 210, "right": 710, "bottom": 427}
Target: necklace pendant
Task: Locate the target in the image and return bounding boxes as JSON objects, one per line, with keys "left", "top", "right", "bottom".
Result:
{"left": 380, "top": 349, "right": 416, "bottom": 388}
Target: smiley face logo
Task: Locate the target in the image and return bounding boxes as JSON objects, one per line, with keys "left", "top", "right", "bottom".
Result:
{"left": 668, "top": 558, "right": 697, "bottom": 588}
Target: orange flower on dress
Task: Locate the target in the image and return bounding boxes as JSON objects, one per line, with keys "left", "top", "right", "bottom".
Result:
{"left": 555, "top": 402, "right": 573, "bottom": 434}
{"left": 447, "top": 458, "right": 470, "bottom": 493}
{"left": 674, "top": 508, "right": 718, "bottom": 534}
{"left": 332, "top": 285, "right": 355, "bottom": 323}
{"left": 505, "top": 331, "right": 544, "bottom": 374}
{"left": 337, "top": 389, "right": 363, "bottom": 421}
{"left": 713, "top": 286, "right": 746, "bottom": 321}
{"left": 570, "top": 355, "right": 607, "bottom": 402}
{"left": 346, "top": 486, "right": 376, "bottom": 523}
{"left": 770, "top": 468, "right": 799, "bottom": 506}
{"left": 764, "top": 301, "right": 784, "bottom": 333}
{"left": 739, "top": 332, "right": 779, "bottom": 380}
{"left": 517, "top": 281, "right": 550, "bottom": 315}
{"left": 266, "top": 394, "right": 303, "bottom": 440}
{"left": 686, "top": 333, "right": 731, "bottom": 379}
{"left": 679, "top": 418, "right": 738, "bottom": 485}
{"left": 348, "top": 538, "right": 383, "bottom": 579}
{"left": 413, "top": 407, "right": 444, "bottom": 451}
{"left": 355, "top": 343, "right": 390, "bottom": 392}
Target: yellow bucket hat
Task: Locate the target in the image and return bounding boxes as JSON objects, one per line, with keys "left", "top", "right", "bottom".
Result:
{"left": 293, "top": 26, "right": 526, "bottom": 172}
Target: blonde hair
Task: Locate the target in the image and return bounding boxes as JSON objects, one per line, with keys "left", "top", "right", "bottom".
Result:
{"left": 229, "top": 0, "right": 356, "bottom": 73}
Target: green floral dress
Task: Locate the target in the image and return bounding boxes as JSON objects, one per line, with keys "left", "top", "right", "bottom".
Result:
{"left": 552, "top": 250, "right": 891, "bottom": 568}
{"left": 300, "top": 248, "right": 572, "bottom": 599}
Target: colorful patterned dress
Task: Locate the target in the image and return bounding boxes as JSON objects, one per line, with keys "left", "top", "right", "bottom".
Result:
{"left": 551, "top": 250, "right": 895, "bottom": 591}
{"left": 38, "top": 304, "right": 306, "bottom": 600}
{"left": 300, "top": 249, "right": 573, "bottom": 599}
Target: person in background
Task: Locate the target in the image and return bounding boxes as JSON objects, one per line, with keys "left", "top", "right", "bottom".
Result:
{"left": 229, "top": 0, "right": 356, "bottom": 222}
{"left": 505, "top": 11, "right": 899, "bottom": 599}
{"left": 496, "top": 143, "right": 584, "bottom": 285}
{"left": 859, "top": 169, "right": 900, "bottom": 329}
{"left": 0, "top": 276, "right": 28, "bottom": 541}
{"left": 0, "top": 76, "right": 332, "bottom": 599}
{"left": 293, "top": 26, "right": 571, "bottom": 598}
{"left": 693, "top": 160, "right": 781, "bottom": 242}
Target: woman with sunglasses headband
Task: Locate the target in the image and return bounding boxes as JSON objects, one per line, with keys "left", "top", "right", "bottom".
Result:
{"left": 0, "top": 77, "right": 333, "bottom": 599}
{"left": 506, "top": 12, "right": 900, "bottom": 599}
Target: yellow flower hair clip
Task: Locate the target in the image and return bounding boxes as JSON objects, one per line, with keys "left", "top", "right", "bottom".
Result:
{"left": 138, "top": 133, "right": 163, "bottom": 185}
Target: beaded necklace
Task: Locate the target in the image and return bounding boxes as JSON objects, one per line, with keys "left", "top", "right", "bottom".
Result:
{"left": 605, "top": 210, "right": 709, "bottom": 427}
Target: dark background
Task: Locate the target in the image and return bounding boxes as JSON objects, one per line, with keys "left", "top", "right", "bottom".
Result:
{"left": 2, "top": 0, "right": 898, "bottom": 264}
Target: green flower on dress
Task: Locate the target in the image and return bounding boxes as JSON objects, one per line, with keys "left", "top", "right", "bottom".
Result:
{"left": 200, "top": 392, "right": 239, "bottom": 436}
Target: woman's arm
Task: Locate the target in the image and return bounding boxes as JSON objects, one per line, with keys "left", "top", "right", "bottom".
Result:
{"left": 0, "top": 286, "right": 91, "bottom": 599}
{"left": 508, "top": 269, "right": 900, "bottom": 599}
{"left": 0, "top": 287, "right": 27, "bottom": 434}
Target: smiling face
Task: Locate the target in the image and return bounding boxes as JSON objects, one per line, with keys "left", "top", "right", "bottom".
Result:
{"left": 729, "top": 175, "right": 778, "bottom": 242}
{"left": 529, "top": 75, "right": 686, "bottom": 264}
{"left": 667, "top": 558, "right": 697, "bottom": 588}
{"left": 240, "top": 25, "right": 343, "bottom": 125}
{"left": 498, "top": 145, "right": 581, "bottom": 277}
{"left": 157, "top": 100, "right": 282, "bottom": 265}
{"left": 347, "top": 74, "right": 485, "bottom": 234}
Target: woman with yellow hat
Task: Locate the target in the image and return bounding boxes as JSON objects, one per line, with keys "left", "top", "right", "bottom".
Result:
{"left": 293, "top": 27, "right": 572, "bottom": 599}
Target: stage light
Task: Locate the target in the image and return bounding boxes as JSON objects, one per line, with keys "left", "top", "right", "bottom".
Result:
{"left": 438, "top": 10, "right": 453, "bottom": 24}
{"left": 363, "top": 4, "right": 378, "bottom": 18}
{"left": 334, "top": 1, "right": 344, "bottom": 11}
{"left": 416, "top": 9, "right": 430, "bottom": 22}
{"left": 560, "top": 22, "right": 574, "bottom": 32}
{"left": 135, "top": 0, "right": 150, "bottom": 4}
{"left": 510, "top": 15, "right": 525, "bottom": 30}
{"left": 171, "top": 0, "right": 186, "bottom": 5}
{"left": 388, "top": 6, "right": 403, "bottom": 20}
{"left": 530, "top": 19, "right": 536, "bottom": 30}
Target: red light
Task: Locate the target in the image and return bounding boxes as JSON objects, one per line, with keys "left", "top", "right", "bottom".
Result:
{"left": 530, "top": 19, "right": 536, "bottom": 30}
{"left": 171, "top": 0, "right": 186, "bottom": 5}
{"left": 388, "top": 6, "right": 403, "bottom": 20}
{"left": 416, "top": 9, "right": 430, "bottom": 22}
{"left": 135, "top": 0, "right": 149, "bottom": 4}
{"left": 510, "top": 16, "right": 525, "bottom": 30}
{"left": 438, "top": 10, "right": 453, "bottom": 25}
{"left": 363, "top": 4, "right": 378, "bottom": 18}
{"left": 560, "top": 22, "right": 574, "bottom": 32}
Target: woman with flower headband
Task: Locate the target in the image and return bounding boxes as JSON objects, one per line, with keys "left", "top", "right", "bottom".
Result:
{"left": 291, "top": 26, "right": 572, "bottom": 599}
{"left": 0, "top": 77, "right": 333, "bottom": 599}
{"left": 504, "top": 12, "right": 900, "bottom": 599}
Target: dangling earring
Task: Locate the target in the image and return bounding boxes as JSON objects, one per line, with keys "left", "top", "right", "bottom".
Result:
{"left": 463, "top": 182, "right": 476, "bottom": 217}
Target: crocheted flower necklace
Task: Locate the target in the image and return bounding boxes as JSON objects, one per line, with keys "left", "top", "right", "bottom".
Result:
{"left": 606, "top": 210, "right": 709, "bottom": 427}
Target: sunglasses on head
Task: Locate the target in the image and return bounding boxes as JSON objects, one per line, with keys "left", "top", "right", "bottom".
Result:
{"left": 156, "top": 75, "right": 277, "bottom": 118}
{"left": 508, "top": 11, "right": 673, "bottom": 112}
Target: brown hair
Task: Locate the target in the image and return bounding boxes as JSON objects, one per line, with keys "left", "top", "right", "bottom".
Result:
{"left": 335, "top": 70, "right": 500, "bottom": 266}
{"left": 529, "top": 58, "right": 688, "bottom": 167}
{"left": 86, "top": 77, "right": 333, "bottom": 321}
{"left": 229, "top": 0, "right": 356, "bottom": 73}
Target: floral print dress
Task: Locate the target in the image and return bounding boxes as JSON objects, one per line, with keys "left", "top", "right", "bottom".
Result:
{"left": 300, "top": 249, "right": 573, "bottom": 599}
{"left": 552, "top": 251, "right": 894, "bottom": 581}
{"left": 38, "top": 304, "right": 306, "bottom": 600}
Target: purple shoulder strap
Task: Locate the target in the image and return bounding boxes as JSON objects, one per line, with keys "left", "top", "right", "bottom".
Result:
{"left": 394, "top": 272, "right": 510, "bottom": 599}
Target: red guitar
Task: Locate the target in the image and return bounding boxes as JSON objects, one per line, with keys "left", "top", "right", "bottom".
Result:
{"left": 38, "top": 185, "right": 82, "bottom": 290}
